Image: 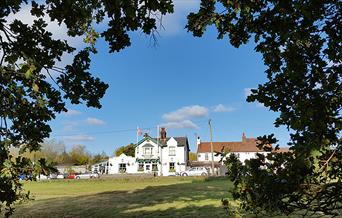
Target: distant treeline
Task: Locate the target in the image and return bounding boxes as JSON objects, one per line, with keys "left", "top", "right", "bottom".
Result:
{"left": 10, "top": 139, "right": 108, "bottom": 166}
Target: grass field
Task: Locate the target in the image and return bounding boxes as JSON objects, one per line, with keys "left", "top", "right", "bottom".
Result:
{"left": 12, "top": 177, "right": 233, "bottom": 218}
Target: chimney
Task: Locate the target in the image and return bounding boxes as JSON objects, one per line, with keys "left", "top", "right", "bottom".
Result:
{"left": 196, "top": 136, "right": 201, "bottom": 146}
{"left": 144, "top": 133, "right": 149, "bottom": 138}
{"left": 160, "top": 127, "right": 167, "bottom": 142}
{"left": 242, "top": 132, "right": 247, "bottom": 142}
{"left": 196, "top": 136, "right": 201, "bottom": 154}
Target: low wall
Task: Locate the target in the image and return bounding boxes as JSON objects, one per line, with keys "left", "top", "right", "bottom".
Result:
{"left": 56, "top": 165, "right": 87, "bottom": 174}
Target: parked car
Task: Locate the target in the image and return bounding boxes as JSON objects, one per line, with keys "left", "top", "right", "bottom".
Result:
{"left": 66, "top": 173, "right": 77, "bottom": 179}
{"left": 179, "top": 167, "right": 208, "bottom": 176}
{"left": 49, "top": 174, "right": 58, "bottom": 179}
{"left": 36, "top": 174, "right": 49, "bottom": 180}
{"left": 19, "top": 174, "right": 33, "bottom": 181}
{"left": 57, "top": 174, "right": 65, "bottom": 179}
{"left": 75, "top": 172, "right": 99, "bottom": 179}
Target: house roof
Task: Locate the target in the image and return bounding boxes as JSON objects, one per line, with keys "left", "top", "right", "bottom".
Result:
{"left": 137, "top": 135, "right": 189, "bottom": 150}
{"left": 142, "top": 143, "right": 154, "bottom": 148}
{"left": 197, "top": 136, "right": 290, "bottom": 153}
{"left": 272, "top": 147, "right": 291, "bottom": 153}
{"left": 153, "top": 137, "right": 188, "bottom": 147}
{"left": 197, "top": 139, "right": 264, "bottom": 153}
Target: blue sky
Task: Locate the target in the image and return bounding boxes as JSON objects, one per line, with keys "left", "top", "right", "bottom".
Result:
{"left": 44, "top": 0, "right": 290, "bottom": 155}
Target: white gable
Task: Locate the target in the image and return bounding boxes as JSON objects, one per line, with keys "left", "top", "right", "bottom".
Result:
{"left": 167, "top": 137, "right": 177, "bottom": 146}
{"left": 118, "top": 153, "right": 127, "bottom": 158}
{"left": 136, "top": 137, "right": 160, "bottom": 159}
{"left": 139, "top": 138, "right": 158, "bottom": 148}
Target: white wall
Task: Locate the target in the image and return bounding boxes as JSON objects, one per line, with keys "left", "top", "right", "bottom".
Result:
{"left": 197, "top": 152, "right": 269, "bottom": 163}
{"left": 160, "top": 137, "right": 187, "bottom": 176}
{"left": 197, "top": 152, "right": 221, "bottom": 162}
{"left": 108, "top": 137, "right": 189, "bottom": 176}
{"left": 136, "top": 139, "right": 160, "bottom": 160}
{"left": 108, "top": 154, "right": 137, "bottom": 174}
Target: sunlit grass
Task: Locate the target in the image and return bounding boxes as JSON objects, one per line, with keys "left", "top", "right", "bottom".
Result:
{"left": 12, "top": 177, "right": 233, "bottom": 217}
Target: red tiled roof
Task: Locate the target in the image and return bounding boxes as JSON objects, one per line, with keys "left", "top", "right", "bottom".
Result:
{"left": 198, "top": 138, "right": 263, "bottom": 153}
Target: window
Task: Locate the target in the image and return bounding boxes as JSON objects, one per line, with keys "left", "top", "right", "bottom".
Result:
{"left": 205, "top": 153, "right": 209, "bottom": 161}
{"left": 169, "top": 146, "right": 176, "bottom": 156}
{"left": 152, "top": 164, "right": 158, "bottom": 171}
{"left": 138, "top": 163, "right": 144, "bottom": 171}
{"left": 145, "top": 164, "right": 150, "bottom": 171}
{"left": 119, "top": 164, "right": 126, "bottom": 173}
{"left": 198, "top": 154, "right": 201, "bottom": 158}
{"left": 169, "top": 162, "right": 175, "bottom": 172}
{"left": 144, "top": 147, "right": 152, "bottom": 155}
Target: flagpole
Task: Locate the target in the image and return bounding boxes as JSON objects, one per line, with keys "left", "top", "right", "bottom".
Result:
{"left": 157, "top": 125, "right": 159, "bottom": 150}
{"left": 136, "top": 126, "right": 139, "bottom": 145}
{"left": 136, "top": 126, "right": 142, "bottom": 156}
{"left": 157, "top": 125, "right": 162, "bottom": 176}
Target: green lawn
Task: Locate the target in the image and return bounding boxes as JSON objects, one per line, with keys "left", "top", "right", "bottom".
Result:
{"left": 12, "top": 177, "right": 234, "bottom": 218}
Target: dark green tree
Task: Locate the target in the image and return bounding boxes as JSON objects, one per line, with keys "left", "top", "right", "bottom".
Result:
{"left": 115, "top": 143, "right": 136, "bottom": 157}
{"left": 0, "top": 1, "right": 173, "bottom": 216}
{"left": 187, "top": 0, "right": 341, "bottom": 216}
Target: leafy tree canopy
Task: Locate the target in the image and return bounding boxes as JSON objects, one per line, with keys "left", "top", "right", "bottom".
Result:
{"left": 1, "top": 0, "right": 341, "bottom": 217}
{"left": 115, "top": 143, "right": 136, "bottom": 157}
{"left": 189, "top": 152, "right": 197, "bottom": 161}
{"left": 0, "top": 0, "right": 173, "bottom": 216}
{"left": 187, "top": 0, "right": 341, "bottom": 216}
{"left": 69, "top": 145, "right": 90, "bottom": 166}
{"left": 91, "top": 151, "right": 108, "bottom": 165}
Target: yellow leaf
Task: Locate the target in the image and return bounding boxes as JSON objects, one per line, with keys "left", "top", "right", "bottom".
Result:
{"left": 32, "top": 83, "right": 39, "bottom": 92}
{"left": 25, "top": 64, "right": 36, "bottom": 79}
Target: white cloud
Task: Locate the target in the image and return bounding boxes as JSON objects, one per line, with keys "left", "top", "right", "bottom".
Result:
{"left": 85, "top": 117, "right": 106, "bottom": 126}
{"left": 213, "top": 104, "right": 235, "bottom": 113}
{"left": 160, "top": 120, "right": 198, "bottom": 129}
{"left": 162, "top": 105, "right": 209, "bottom": 122}
{"left": 6, "top": 4, "right": 83, "bottom": 74}
{"left": 63, "top": 134, "right": 94, "bottom": 142}
{"left": 6, "top": 4, "right": 83, "bottom": 47}
{"left": 62, "top": 109, "right": 82, "bottom": 116}
{"left": 244, "top": 88, "right": 253, "bottom": 98}
{"left": 159, "top": 0, "right": 200, "bottom": 36}
{"left": 60, "top": 120, "right": 80, "bottom": 132}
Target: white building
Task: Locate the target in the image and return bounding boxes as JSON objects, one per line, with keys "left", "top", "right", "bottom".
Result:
{"left": 108, "top": 153, "right": 137, "bottom": 174}
{"left": 196, "top": 133, "right": 270, "bottom": 164}
{"left": 194, "top": 133, "right": 290, "bottom": 176}
{"left": 91, "top": 160, "right": 109, "bottom": 174}
{"left": 107, "top": 128, "right": 190, "bottom": 176}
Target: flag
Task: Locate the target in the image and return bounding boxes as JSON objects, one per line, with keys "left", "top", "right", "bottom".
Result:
{"left": 137, "top": 127, "right": 143, "bottom": 136}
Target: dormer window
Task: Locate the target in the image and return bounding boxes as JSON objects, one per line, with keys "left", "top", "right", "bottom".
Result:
{"left": 144, "top": 147, "right": 152, "bottom": 155}
{"left": 142, "top": 143, "right": 153, "bottom": 155}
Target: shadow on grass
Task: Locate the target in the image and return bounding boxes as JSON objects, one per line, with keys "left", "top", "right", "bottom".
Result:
{"left": 13, "top": 177, "right": 234, "bottom": 218}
